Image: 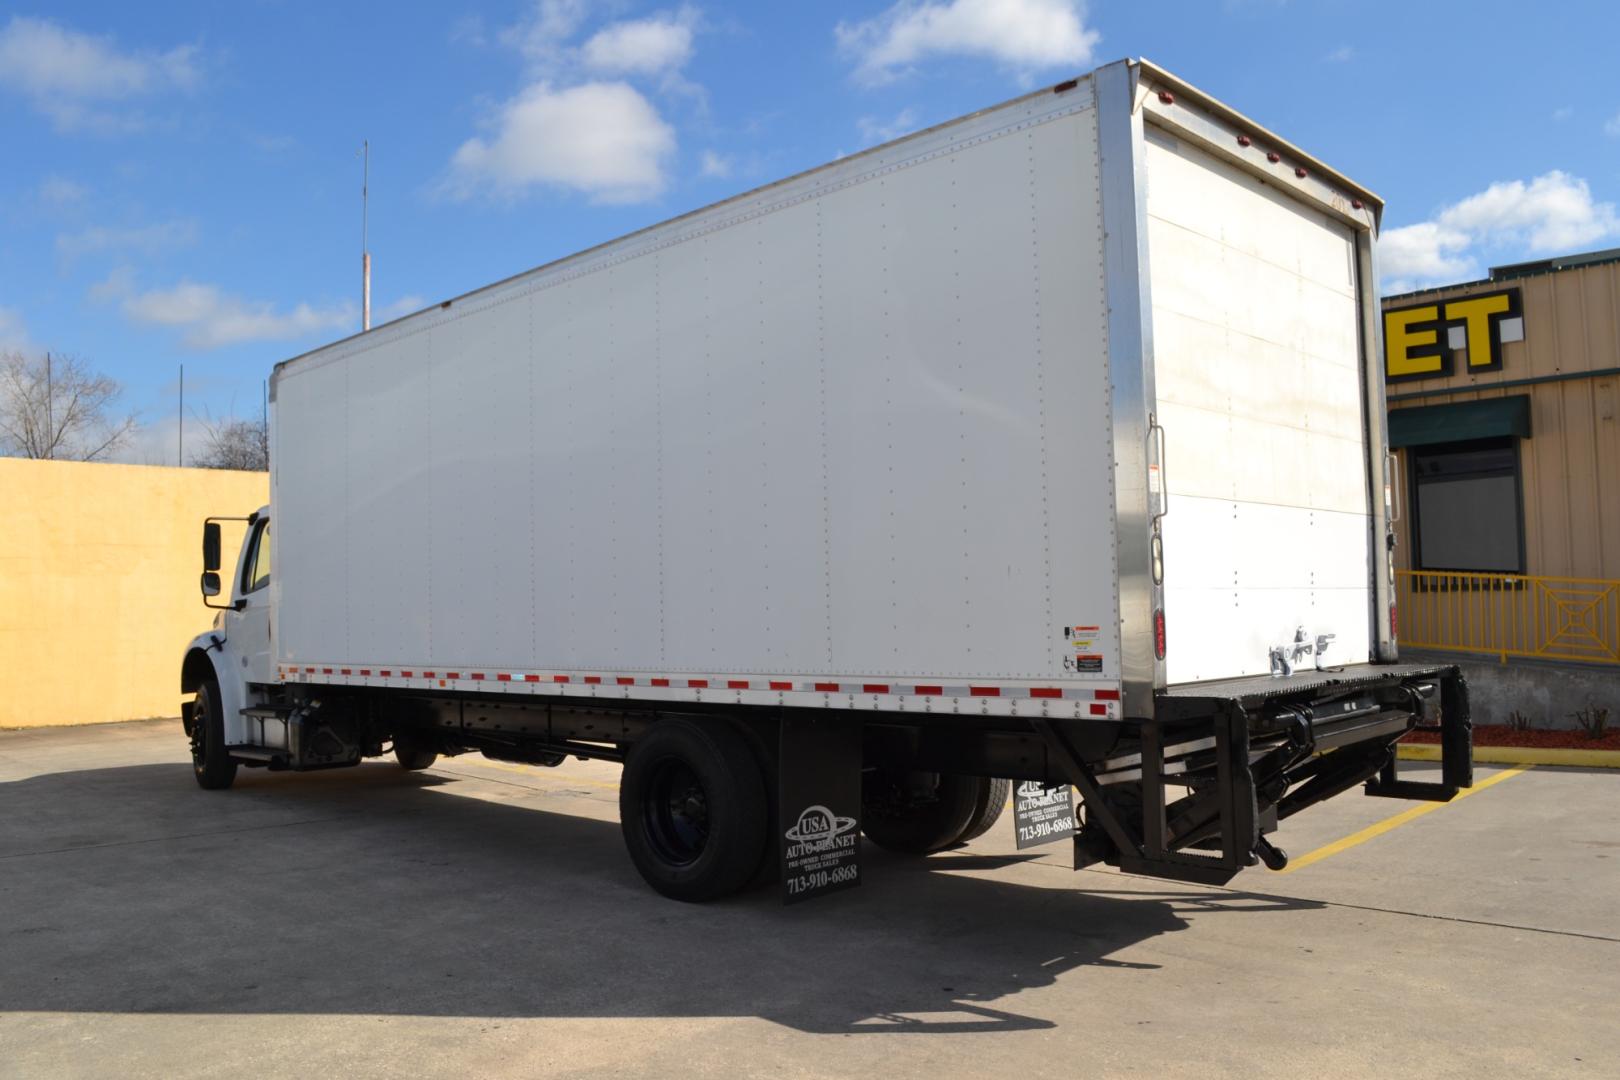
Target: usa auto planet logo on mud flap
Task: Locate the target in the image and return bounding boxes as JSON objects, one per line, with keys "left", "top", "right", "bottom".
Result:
{"left": 782, "top": 804, "right": 860, "bottom": 900}
{"left": 784, "top": 804, "right": 856, "bottom": 857}
{"left": 1012, "top": 781, "right": 1077, "bottom": 850}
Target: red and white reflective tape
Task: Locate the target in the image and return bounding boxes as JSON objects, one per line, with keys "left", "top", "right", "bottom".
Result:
{"left": 277, "top": 664, "right": 1121, "bottom": 716}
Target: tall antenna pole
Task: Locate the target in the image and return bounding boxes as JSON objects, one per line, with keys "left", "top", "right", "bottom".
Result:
{"left": 361, "top": 139, "right": 371, "bottom": 332}
{"left": 177, "top": 363, "right": 184, "bottom": 466}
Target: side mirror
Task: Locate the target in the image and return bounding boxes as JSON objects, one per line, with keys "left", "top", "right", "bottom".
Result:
{"left": 201, "top": 571, "right": 221, "bottom": 597}
{"left": 203, "top": 521, "right": 222, "bottom": 572}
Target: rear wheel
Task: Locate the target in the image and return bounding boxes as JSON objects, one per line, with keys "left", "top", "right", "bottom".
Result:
{"left": 619, "top": 719, "right": 768, "bottom": 901}
{"left": 861, "top": 771, "right": 982, "bottom": 855}
{"left": 190, "top": 678, "right": 237, "bottom": 790}
{"left": 393, "top": 731, "right": 438, "bottom": 771}
{"left": 957, "top": 777, "right": 1011, "bottom": 843}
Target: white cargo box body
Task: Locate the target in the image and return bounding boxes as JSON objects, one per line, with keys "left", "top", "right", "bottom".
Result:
{"left": 270, "top": 60, "right": 1394, "bottom": 718}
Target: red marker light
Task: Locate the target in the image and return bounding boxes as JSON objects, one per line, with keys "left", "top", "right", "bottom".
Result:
{"left": 1267, "top": 151, "right": 1281, "bottom": 164}
{"left": 1157, "top": 91, "right": 1175, "bottom": 105}
{"left": 1153, "top": 609, "right": 1167, "bottom": 660}
{"left": 1295, "top": 167, "right": 1309, "bottom": 179}
{"left": 1352, "top": 198, "right": 1364, "bottom": 210}
{"left": 1237, "top": 134, "right": 1252, "bottom": 147}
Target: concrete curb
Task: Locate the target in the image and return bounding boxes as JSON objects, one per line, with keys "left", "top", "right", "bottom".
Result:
{"left": 1398, "top": 743, "right": 1620, "bottom": 768}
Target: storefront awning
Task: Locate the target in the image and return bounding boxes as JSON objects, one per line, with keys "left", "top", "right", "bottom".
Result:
{"left": 1387, "top": 395, "right": 1531, "bottom": 449}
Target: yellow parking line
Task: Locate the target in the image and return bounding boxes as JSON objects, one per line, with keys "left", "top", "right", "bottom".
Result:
{"left": 1277, "top": 765, "right": 1532, "bottom": 874}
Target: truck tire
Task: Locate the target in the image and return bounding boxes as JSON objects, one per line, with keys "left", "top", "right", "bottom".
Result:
{"left": 861, "top": 771, "right": 980, "bottom": 855}
{"left": 393, "top": 732, "right": 438, "bottom": 771}
{"left": 957, "top": 777, "right": 1011, "bottom": 843}
{"left": 619, "top": 718, "right": 768, "bottom": 902}
{"left": 190, "top": 677, "right": 237, "bottom": 791}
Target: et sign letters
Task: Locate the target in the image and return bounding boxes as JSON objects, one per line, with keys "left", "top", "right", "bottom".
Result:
{"left": 1384, "top": 287, "right": 1523, "bottom": 382}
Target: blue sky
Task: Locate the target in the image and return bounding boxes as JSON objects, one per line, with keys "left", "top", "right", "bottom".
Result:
{"left": 2, "top": 0, "right": 1618, "bottom": 463}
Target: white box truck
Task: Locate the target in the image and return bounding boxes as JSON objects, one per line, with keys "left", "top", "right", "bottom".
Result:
{"left": 181, "top": 59, "right": 1472, "bottom": 903}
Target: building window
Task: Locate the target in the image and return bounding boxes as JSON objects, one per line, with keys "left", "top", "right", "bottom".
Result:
{"left": 1409, "top": 437, "right": 1524, "bottom": 574}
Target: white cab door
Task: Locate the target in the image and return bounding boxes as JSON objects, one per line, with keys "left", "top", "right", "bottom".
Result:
{"left": 226, "top": 518, "right": 275, "bottom": 688}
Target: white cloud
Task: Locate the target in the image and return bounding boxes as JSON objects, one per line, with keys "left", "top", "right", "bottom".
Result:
{"left": 450, "top": 81, "right": 676, "bottom": 204}
{"left": 449, "top": 4, "right": 703, "bottom": 204}
{"left": 57, "top": 219, "right": 198, "bottom": 263}
{"left": 1442, "top": 172, "right": 1619, "bottom": 252}
{"left": 38, "top": 175, "right": 89, "bottom": 206}
{"left": 110, "top": 413, "right": 182, "bottom": 467}
{"left": 500, "top": 0, "right": 591, "bottom": 71}
{"left": 1552, "top": 106, "right": 1573, "bottom": 122}
{"left": 375, "top": 295, "right": 427, "bottom": 323}
{"left": 1605, "top": 110, "right": 1620, "bottom": 137}
{"left": 0, "top": 15, "right": 200, "bottom": 133}
{"left": 109, "top": 279, "right": 357, "bottom": 349}
{"left": 836, "top": 0, "right": 1099, "bottom": 85}
{"left": 0, "top": 306, "right": 32, "bottom": 354}
{"left": 1381, "top": 171, "right": 1620, "bottom": 291}
{"left": 582, "top": 9, "right": 696, "bottom": 76}
{"left": 1380, "top": 222, "right": 1474, "bottom": 292}
{"left": 250, "top": 132, "right": 297, "bottom": 153}
{"left": 88, "top": 266, "right": 136, "bottom": 304}
{"left": 857, "top": 108, "right": 921, "bottom": 145}
{"left": 449, "top": 14, "right": 490, "bottom": 49}
{"left": 1323, "top": 45, "right": 1354, "bottom": 63}
{"left": 699, "top": 150, "right": 733, "bottom": 179}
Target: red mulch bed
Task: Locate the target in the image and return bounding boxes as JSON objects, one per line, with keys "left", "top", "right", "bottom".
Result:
{"left": 1402, "top": 724, "right": 1620, "bottom": 751}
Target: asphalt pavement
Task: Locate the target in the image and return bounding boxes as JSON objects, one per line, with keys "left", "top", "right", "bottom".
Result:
{"left": 1, "top": 719, "right": 1615, "bottom": 1079}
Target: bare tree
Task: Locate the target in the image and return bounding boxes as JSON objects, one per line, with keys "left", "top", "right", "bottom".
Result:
{"left": 0, "top": 350, "right": 136, "bottom": 461}
{"left": 191, "top": 414, "right": 268, "bottom": 471}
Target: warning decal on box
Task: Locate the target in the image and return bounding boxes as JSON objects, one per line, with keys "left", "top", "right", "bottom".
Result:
{"left": 1059, "top": 623, "right": 1106, "bottom": 673}
{"left": 1012, "top": 781, "right": 1078, "bottom": 849}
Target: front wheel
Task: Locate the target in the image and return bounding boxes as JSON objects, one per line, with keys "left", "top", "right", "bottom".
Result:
{"left": 619, "top": 719, "right": 768, "bottom": 902}
{"left": 190, "top": 678, "right": 237, "bottom": 790}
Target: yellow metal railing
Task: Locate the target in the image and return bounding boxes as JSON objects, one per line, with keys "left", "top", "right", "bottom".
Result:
{"left": 1395, "top": 570, "right": 1620, "bottom": 665}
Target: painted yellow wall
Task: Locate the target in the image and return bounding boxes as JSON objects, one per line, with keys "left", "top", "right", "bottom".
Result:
{"left": 0, "top": 458, "right": 267, "bottom": 728}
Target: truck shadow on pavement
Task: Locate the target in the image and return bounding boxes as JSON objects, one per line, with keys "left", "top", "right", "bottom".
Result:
{"left": 0, "top": 761, "right": 1323, "bottom": 1035}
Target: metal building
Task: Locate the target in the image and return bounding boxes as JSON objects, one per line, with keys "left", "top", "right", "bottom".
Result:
{"left": 1381, "top": 247, "right": 1620, "bottom": 684}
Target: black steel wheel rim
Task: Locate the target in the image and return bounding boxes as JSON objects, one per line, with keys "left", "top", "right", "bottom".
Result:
{"left": 190, "top": 691, "right": 208, "bottom": 769}
{"left": 642, "top": 757, "right": 709, "bottom": 867}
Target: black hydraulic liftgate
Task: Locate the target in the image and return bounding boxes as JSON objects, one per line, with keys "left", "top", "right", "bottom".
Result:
{"left": 1030, "top": 663, "right": 1474, "bottom": 886}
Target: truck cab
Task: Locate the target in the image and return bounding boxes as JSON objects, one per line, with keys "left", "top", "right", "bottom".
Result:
{"left": 181, "top": 509, "right": 267, "bottom": 786}
{"left": 182, "top": 508, "right": 397, "bottom": 788}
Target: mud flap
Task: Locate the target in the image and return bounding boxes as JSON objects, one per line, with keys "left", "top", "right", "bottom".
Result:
{"left": 778, "top": 711, "right": 862, "bottom": 904}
